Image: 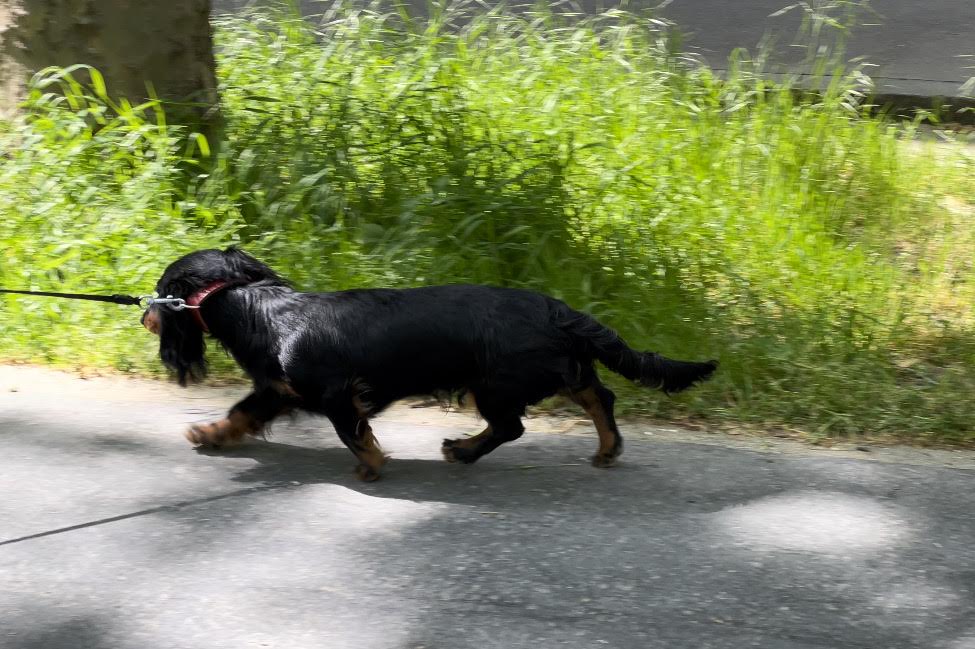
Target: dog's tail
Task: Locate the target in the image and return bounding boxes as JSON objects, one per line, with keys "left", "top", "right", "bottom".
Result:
{"left": 555, "top": 306, "right": 717, "bottom": 393}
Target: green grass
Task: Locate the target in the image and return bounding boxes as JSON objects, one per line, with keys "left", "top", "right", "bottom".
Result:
{"left": 1, "top": 3, "right": 974, "bottom": 442}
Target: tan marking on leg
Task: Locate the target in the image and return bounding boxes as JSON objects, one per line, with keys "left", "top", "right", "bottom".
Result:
{"left": 458, "top": 390, "right": 477, "bottom": 411}
{"left": 353, "top": 420, "right": 387, "bottom": 481}
{"left": 352, "top": 394, "right": 372, "bottom": 419}
{"left": 349, "top": 378, "right": 376, "bottom": 419}
{"left": 570, "top": 387, "right": 619, "bottom": 467}
{"left": 270, "top": 380, "right": 300, "bottom": 398}
{"left": 185, "top": 410, "right": 261, "bottom": 447}
{"left": 441, "top": 425, "right": 492, "bottom": 462}
{"left": 452, "top": 426, "right": 493, "bottom": 449}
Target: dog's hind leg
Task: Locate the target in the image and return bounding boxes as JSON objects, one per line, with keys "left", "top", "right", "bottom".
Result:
{"left": 441, "top": 394, "right": 525, "bottom": 464}
{"left": 186, "top": 387, "right": 295, "bottom": 448}
{"left": 566, "top": 379, "right": 623, "bottom": 467}
{"left": 441, "top": 424, "right": 493, "bottom": 462}
{"left": 324, "top": 403, "right": 388, "bottom": 482}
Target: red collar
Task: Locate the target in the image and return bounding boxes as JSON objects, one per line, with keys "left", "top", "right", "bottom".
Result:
{"left": 186, "top": 280, "right": 236, "bottom": 333}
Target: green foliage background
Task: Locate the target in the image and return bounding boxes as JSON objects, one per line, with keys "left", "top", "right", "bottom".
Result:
{"left": 2, "top": 4, "right": 974, "bottom": 442}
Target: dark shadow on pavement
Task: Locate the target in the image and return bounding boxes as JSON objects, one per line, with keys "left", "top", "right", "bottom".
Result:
{"left": 198, "top": 436, "right": 796, "bottom": 516}
{"left": 8, "top": 616, "right": 116, "bottom": 649}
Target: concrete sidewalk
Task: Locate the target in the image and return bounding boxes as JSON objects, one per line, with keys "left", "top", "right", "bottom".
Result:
{"left": 656, "top": 0, "right": 973, "bottom": 99}
{"left": 3, "top": 366, "right": 975, "bottom": 648}
{"left": 656, "top": 0, "right": 975, "bottom": 121}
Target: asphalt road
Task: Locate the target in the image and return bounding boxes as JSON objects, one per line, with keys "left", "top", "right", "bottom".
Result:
{"left": 2, "top": 366, "right": 975, "bottom": 649}
{"left": 211, "top": 0, "right": 975, "bottom": 99}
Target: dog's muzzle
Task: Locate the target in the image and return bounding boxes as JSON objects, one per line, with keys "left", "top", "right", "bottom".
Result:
{"left": 142, "top": 308, "right": 161, "bottom": 336}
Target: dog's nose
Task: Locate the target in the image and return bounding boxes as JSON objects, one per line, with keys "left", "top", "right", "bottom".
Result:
{"left": 142, "top": 308, "right": 161, "bottom": 336}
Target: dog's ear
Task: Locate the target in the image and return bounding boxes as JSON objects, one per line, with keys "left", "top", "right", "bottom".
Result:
{"left": 223, "top": 246, "right": 288, "bottom": 285}
{"left": 158, "top": 308, "right": 207, "bottom": 386}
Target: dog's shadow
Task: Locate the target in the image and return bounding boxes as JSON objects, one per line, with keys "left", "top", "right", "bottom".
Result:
{"left": 194, "top": 436, "right": 659, "bottom": 513}
{"left": 191, "top": 431, "right": 787, "bottom": 517}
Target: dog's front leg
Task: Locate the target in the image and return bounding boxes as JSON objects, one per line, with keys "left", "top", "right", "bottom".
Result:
{"left": 186, "top": 386, "right": 295, "bottom": 448}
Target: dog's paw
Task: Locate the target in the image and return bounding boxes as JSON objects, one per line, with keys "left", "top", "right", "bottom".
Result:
{"left": 186, "top": 423, "right": 220, "bottom": 447}
{"left": 185, "top": 421, "right": 241, "bottom": 448}
{"left": 590, "top": 452, "right": 619, "bottom": 468}
{"left": 441, "top": 442, "right": 457, "bottom": 463}
{"left": 441, "top": 439, "right": 479, "bottom": 464}
{"left": 440, "top": 439, "right": 457, "bottom": 462}
{"left": 441, "top": 438, "right": 461, "bottom": 463}
{"left": 355, "top": 463, "right": 382, "bottom": 482}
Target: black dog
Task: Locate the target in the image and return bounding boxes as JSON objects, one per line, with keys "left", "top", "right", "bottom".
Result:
{"left": 143, "top": 247, "right": 717, "bottom": 480}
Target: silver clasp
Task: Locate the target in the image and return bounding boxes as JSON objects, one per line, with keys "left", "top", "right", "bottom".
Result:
{"left": 138, "top": 295, "right": 200, "bottom": 311}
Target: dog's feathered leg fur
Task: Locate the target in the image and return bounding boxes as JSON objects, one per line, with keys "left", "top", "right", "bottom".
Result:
{"left": 186, "top": 386, "right": 297, "bottom": 448}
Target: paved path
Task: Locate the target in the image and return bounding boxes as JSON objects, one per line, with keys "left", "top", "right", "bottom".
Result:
{"left": 212, "top": 0, "right": 975, "bottom": 100}
{"left": 656, "top": 0, "right": 974, "bottom": 99}
{"left": 2, "top": 366, "right": 975, "bottom": 649}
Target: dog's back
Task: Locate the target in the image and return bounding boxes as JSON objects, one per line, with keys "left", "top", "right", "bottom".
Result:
{"left": 284, "top": 283, "right": 715, "bottom": 408}
{"left": 285, "top": 284, "right": 576, "bottom": 404}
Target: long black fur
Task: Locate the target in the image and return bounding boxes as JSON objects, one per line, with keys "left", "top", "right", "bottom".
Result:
{"left": 148, "top": 247, "right": 717, "bottom": 475}
{"left": 154, "top": 247, "right": 287, "bottom": 386}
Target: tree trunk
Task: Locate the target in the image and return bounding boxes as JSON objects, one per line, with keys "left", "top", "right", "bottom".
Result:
{"left": 0, "top": 0, "right": 219, "bottom": 137}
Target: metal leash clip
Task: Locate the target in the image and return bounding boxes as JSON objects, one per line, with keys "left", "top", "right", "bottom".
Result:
{"left": 138, "top": 295, "right": 200, "bottom": 311}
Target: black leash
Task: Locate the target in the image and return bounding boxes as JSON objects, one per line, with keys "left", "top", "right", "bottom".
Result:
{"left": 0, "top": 289, "right": 197, "bottom": 310}
{"left": 0, "top": 288, "right": 142, "bottom": 306}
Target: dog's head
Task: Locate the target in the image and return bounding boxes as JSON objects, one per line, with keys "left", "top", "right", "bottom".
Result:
{"left": 143, "top": 247, "right": 285, "bottom": 385}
